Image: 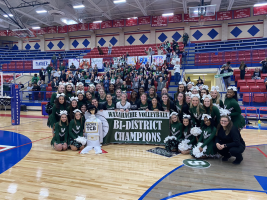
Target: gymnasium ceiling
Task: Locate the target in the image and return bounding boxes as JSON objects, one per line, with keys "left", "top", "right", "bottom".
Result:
{"left": 0, "top": 0, "right": 263, "bottom": 29}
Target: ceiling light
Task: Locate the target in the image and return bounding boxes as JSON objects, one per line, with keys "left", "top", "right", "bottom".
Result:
{"left": 114, "top": 0, "right": 126, "bottom": 4}
{"left": 36, "top": 10, "right": 47, "bottom": 13}
{"left": 32, "top": 27, "right": 40, "bottom": 29}
{"left": 93, "top": 21, "right": 102, "bottom": 23}
{"left": 127, "top": 17, "right": 137, "bottom": 19}
{"left": 73, "top": 5, "right": 85, "bottom": 9}
{"left": 254, "top": 3, "right": 267, "bottom": 7}
{"left": 3, "top": 14, "right": 13, "bottom": 17}
{"left": 162, "top": 13, "right": 173, "bottom": 16}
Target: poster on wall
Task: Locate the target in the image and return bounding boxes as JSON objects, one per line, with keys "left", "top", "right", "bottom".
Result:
{"left": 101, "top": 20, "right": 113, "bottom": 29}
{"left": 58, "top": 25, "right": 68, "bottom": 33}
{"left": 151, "top": 16, "right": 168, "bottom": 27}
{"left": 78, "top": 23, "right": 89, "bottom": 31}
{"left": 89, "top": 23, "right": 100, "bottom": 30}
{"left": 126, "top": 18, "right": 138, "bottom": 27}
{"left": 152, "top": 55, "right": 166, "bottom": 66}
{"left": 68, "top": 24, "right": 78, "bottom": 32}
{"left": 127, "top": 56, "right": 138, "bottom": 66}
{"left": 8, "top": 31, "right": 16, "bottom": 36}
{"left": 47, "top": 26, "right": 57, "bottom": 34}
{"left": 100, "top": 111, "right": 170, "bottom": 145}
{"left": 0, "top": 30, "right": 7, "bottom": 36}
{"left": 91, "top": 58, "right": 103, "bottom": 69}
{"left": 113, "top": 19, "right": 125, "bottom": 27}
{"left": 138, "top": 16, "right": 151, "bottom": 25}
{"left": 37, "top": 27, "right": 47, "bottom": 35}
{"left": 217, "top": 11, "right": 233, "bottom": 20}
{"left": 233, "top": 8, "right": 251, "bottom": 19}
{"left": 33, "top": 59, "right": 51, "bottom": 69}
{"left": 183, "top": 14, "right": 199, "bottom": 22}
{"left": 168, "top": 14, "right": 182, "bottom": 23}
{"left": 68, "top": 58, "right": 90, "bottom": 69}
{"left": 138, "top": 55, "right": 151, "bottom": 65}
{"left": 253, "top": 5, "right": 267, "bottom": 16}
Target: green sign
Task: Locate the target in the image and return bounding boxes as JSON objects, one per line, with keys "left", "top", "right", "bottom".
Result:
{"left": 183, "top": 159, "right": 211, "bottom": 169}
{"left": 215, "top": 72, "right": 233, "bottom": 78}
{"left": 99, "top": 111, "right": 170, "bottom": 145}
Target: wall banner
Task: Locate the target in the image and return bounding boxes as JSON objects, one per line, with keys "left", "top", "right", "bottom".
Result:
{"left": 33, "top": 59, "right": 51, "bottom": 69}
{"left": 68, "top": 58, "right": 90, "bottom": 69}
{"left": 97, "top": 111, "right": 170, "bottom": 144}
{"left": 138, "top": 55, "right": 151, "bottom": 65}
{"left": 152, "top": 55, "right": 166, "bottom": 66}
{"left": 91, "top": 58, "right": 103, "bottom": 69}
{"left": 127, "top": 56, "right": 138, "bottom": 66}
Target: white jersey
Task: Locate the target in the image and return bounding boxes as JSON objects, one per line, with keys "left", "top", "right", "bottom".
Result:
{"left": 116, "top": 101, "right": 131, "bottom": 110}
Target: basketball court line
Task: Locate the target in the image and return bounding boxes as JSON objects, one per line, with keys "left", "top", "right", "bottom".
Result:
{"left": 0, "top": 114, "right": 48, "bottom": 119}
{"left": 0, "top": 119, "right": 42, "bottom": 129}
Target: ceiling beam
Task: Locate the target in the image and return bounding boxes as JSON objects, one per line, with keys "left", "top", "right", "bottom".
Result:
{"left": 0, "top": 17, "right": 20, "bottom": 28}
{"left": 211, "top": 0, "right": 222, "bottom": 12}
{"left": 0, "top": 1, "right": 51, "bottom": 26}
{"left": 86, "top": 0, "right": 112, "bottom": 20}
{"left": 227, "top": 0, "right": 234, "bottom": 11}
{"left": 134, "top": 0, "right": 147, "bottom": 16}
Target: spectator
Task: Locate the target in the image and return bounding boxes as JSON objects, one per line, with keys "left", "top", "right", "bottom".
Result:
{"left": 260, "top": 57, "right": 267, "bottom": 73}
{"left": 103, "top": 76, "right": 109, "bottom": 93}
{"left": 156, "top": 45, "right": 164, "bottom": 55}
{"left": 19, "top": 81, "right": 24, "bottom": 89}
{"left": 126, "top": 52, "right": 130, "bottom": 57}
{"left": 39, "top": 67, "right": 45, "bottom": 81}
{"left": 182, "top": 33, "right": 189, "bottom": 46}
{"left": 173, "top": 61, "right": 181, "bottom": 85}
{"left": 172, "top": 40, "right": 178, "bottom": 52}
{"left": 27, "top": 83, "right": 33, "bottom": 100}
{"left": 157, "top": 77, "right": 165, "bottom": 92}
{"left": 264, "top": 77, "right": 267, "bottom": 90}
{"left": 40, "top": 80, "right": 47, "bottom": 100}
{"left": 125, "top": 74, "right": 132, "bottom": 90}
{"left": 147, "top": 80, "right": 152, "bottom": 90}
{"left": 98, "top": 46, "right": 104, "bottom": 55}
{"left": 182, "top": 49, "right": 187, "bottom": 65}
{"left": 59, "top": 63, "right": 65, "bottom": 72}
{"left": 166, "top": 49, "right": 171, "bottom": 65}
{"left": 46, "top": 64, "right": 53, "bottom": 83}
{"left": 51, "top": 54, "right": 57, "bottom": 69}
{"left": 60, "top": 70, "right": 67, "bottom": 82}
{"left": 222, "top": 61, "right": 231, "bottom": 69}
{"left": 52, "top": 78, "right": 58, "bottom": 91}
{"left": 93, "top": 65, "right": 98, "bottom": 77}
{"left": 239, "top": 61, "right": 247, "bottom": 80}
{"left": 252, "top": 68, "right": 261, "bottom": 80}
{"left": 220, "top": 65, "right": 233, "bottom": 88}
{"left": 132, "top": 77, "right": 139, "bottom": 92}
{"left": 53, "top": 68, "right": 61, "bottom": 79}
{"left": 58, "top": 54, "right": 63, "bottom": 68}
{"left": 121, "top": 81, "right": 127, "bottom": 92}
{"left": 3, "top": 80, "right": 10, "bottom": 96}
{"left": 144, "top": 47, "right": 155, "bottom": 55}
{"left": 70, "top": 63, "right": 76, "bottom": 71}
{"left": 108, "top": 44, "right": 112, "bottom": 55}
{"left": 32, "top": 74, "right": 39, "bottom": 84}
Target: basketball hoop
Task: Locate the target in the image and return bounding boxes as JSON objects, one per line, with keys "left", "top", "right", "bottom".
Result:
{"left": 198, "top": 15, "right": 206, "bottom": 26}
{"left": 23, "top": 36, "right": 29, "bottom": 43}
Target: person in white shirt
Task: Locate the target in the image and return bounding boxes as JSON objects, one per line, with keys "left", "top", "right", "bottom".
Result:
{"left": 116, "top": 93, "right": 131, "bottom": 111}
{"left": 173, "top": 61, "right": 181, "bottom": 85}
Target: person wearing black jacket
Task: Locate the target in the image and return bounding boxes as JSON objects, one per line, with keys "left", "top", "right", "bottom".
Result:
{"left": 51, "top": 78, "right": 58, "bottom": 91}
{"left": 32, "top": 82, "right": 40, "bottom": 100}
{"left": 39, "top": 67, "right": 46, "bottom": 81}
{"left": 220, "top": 65, "right": 233, "bottom": 88}
{"left": 175, "top": 92, "right": 189, "bottom": 122}
{"left": 60, "top": 70, "right": 67, "bottom": 82}
{"left": 148, "top": 97, "right": 163, "bottom": 111}
{"left": 252, "top": 68, "right": 261, "bottom": 80}
{"left": 161, "top": 94, "right": 177, "bottom": 113}
{"left": 215, "top": 115, "right": 245, "bottom": 165}
{"left": 137, "top": 93, "right": 150, "bottom": 110}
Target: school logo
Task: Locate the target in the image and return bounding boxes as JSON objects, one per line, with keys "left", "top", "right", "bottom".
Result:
{"left": 183, "top": 159, "right": 211, "bottom": 169}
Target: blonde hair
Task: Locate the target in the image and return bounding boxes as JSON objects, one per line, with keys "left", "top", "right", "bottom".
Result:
{"left": 190, "top": 96, "right": 204, "bottom": 115}
{"left": 59, "top": 115, "right": 69, "bottom": 126}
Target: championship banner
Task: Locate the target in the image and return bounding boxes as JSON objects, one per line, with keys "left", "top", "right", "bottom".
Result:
{"left": 152, "top": 55, "right": 166, "bottom": 66}
{"left": 215, "top": 72, "right": 233, "bottom": 78}
{"left": 91, "top": 58, "right": 103, "bottom": 69}
{"left": 233, "top": 8, "right": 251, "bottom": 19}
{"left": 217, "top": 11, "right": 233, "bottom": 20}
{"left": 138, "top": 55, "right": 151, "bottom": 65}
{"left": 33, "top": 59, "right": 51, "bottom": 69}
{"left": 127, "top": 56, "right": 138, "bottom": 66}
{"left": 98, "top": 111, "right": 170, "bottom": 144}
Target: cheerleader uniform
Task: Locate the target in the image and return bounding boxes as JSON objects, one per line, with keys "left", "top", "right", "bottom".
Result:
{"left": 170, "top": 121, "right": 182, "bottom": 140}
{"left": 98, "top": 96, "right": 107, "bottom": 106}
{"left": 178, "top": 126, "right": 196, "bottom": 151}
{"left": 161, "top": 101, "right": 177, "bottom": 113}
{"left": 224, "top": 98, "right": 245, "bottom": 129}
{"left": 69, "top": 119, "right": 84, "bottom": 149}
{"left": 148, "top": 103, "right": 163, "bottom": 111}
{"left": 212, "top": 98, "right": 224, "bottom": 108}
{"left": 65, "top": 91, "right": 75, "bottom": 105}
{"left": 138, "top": 101, "right": 149, "bottom": 110}
{"left": 51, "top": 121, "right": 68, "bottom": 145}
{"left": 204, "top": 106, "right": 221, "bottom": 127}
{"left": 77, "top": 99, "right": 85, "bottom": 109}
{"left": 47, "top": 104, "right": 67, "bottom": 128}
{"left": 50, "top": 93, "right": 57, "bottom": 107}
{"left": 189, "top": 106, "right": 205, "bottom": 127}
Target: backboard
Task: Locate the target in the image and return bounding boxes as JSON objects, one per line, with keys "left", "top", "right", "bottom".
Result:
{"left": 189, "top": 5, "right": 216, "bottom": 18}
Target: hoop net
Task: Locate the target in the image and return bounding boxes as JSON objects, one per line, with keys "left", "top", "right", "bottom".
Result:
{"left": 12, "top": 28, "right": 36, "bottom": 42}
{"left": 197, "top": 15, "right": 206, "bottom": 26}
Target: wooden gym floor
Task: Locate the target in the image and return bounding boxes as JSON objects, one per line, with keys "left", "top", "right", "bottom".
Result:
{"left": 0, "top": 110, "right": 266, "bottom": 200}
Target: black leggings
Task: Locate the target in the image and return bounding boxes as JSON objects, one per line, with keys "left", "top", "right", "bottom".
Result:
{"left": 217, "top": 145, "right": 245, "bottom": 160}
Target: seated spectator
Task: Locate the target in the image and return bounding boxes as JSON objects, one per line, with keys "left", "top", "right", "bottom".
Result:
{"left": 260, "top": 57, "right": 267, "bottom": 73}
{"left": 32, "top": 82, "right": 41, "bottom": 100}
{"left": 19, "top": 81, "right": 24, "bottom": 89}
{"left": 157, "top": 77, "right": 165, "bottom": 92}
{"left": 97, "top": 46, "right": 104, "bottom": 55}
{"left": 70, "top": 63, "right": 76, "bottom": 71}
{"left": 252, "top": 68, "right": 261, "bottom": 79}
{"left": 121, "top": 81, "right": 127, "bottom": 92}
{"left": 52, "top": 78, "right": 58, "bottom": 91}
{"left": 32, "top": 74, "right": 39, "bottom": 84}
{"left": 108, "top": 44, "right": 112, "bottom": 55}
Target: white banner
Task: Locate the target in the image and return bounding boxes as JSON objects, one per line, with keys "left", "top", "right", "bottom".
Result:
{"left": 127, "top": 56, "right": 137, "bottom": 66}
{"left": 68, "top": 59, "right": 90, "bottom": 69}
{"left": 32, "top": 59, "right": 51, "bottom": 69}
{"left": 138, "top": 55, "right": 151, "bottom": 65}
{"left": 171, "top": 57, "right": 180, "bottom": 65}
{"left": 152, "top": 55, "right": 166, "bottom": 66}
{"left": 91, "top": 58, "right": 103, "bottom": 69}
